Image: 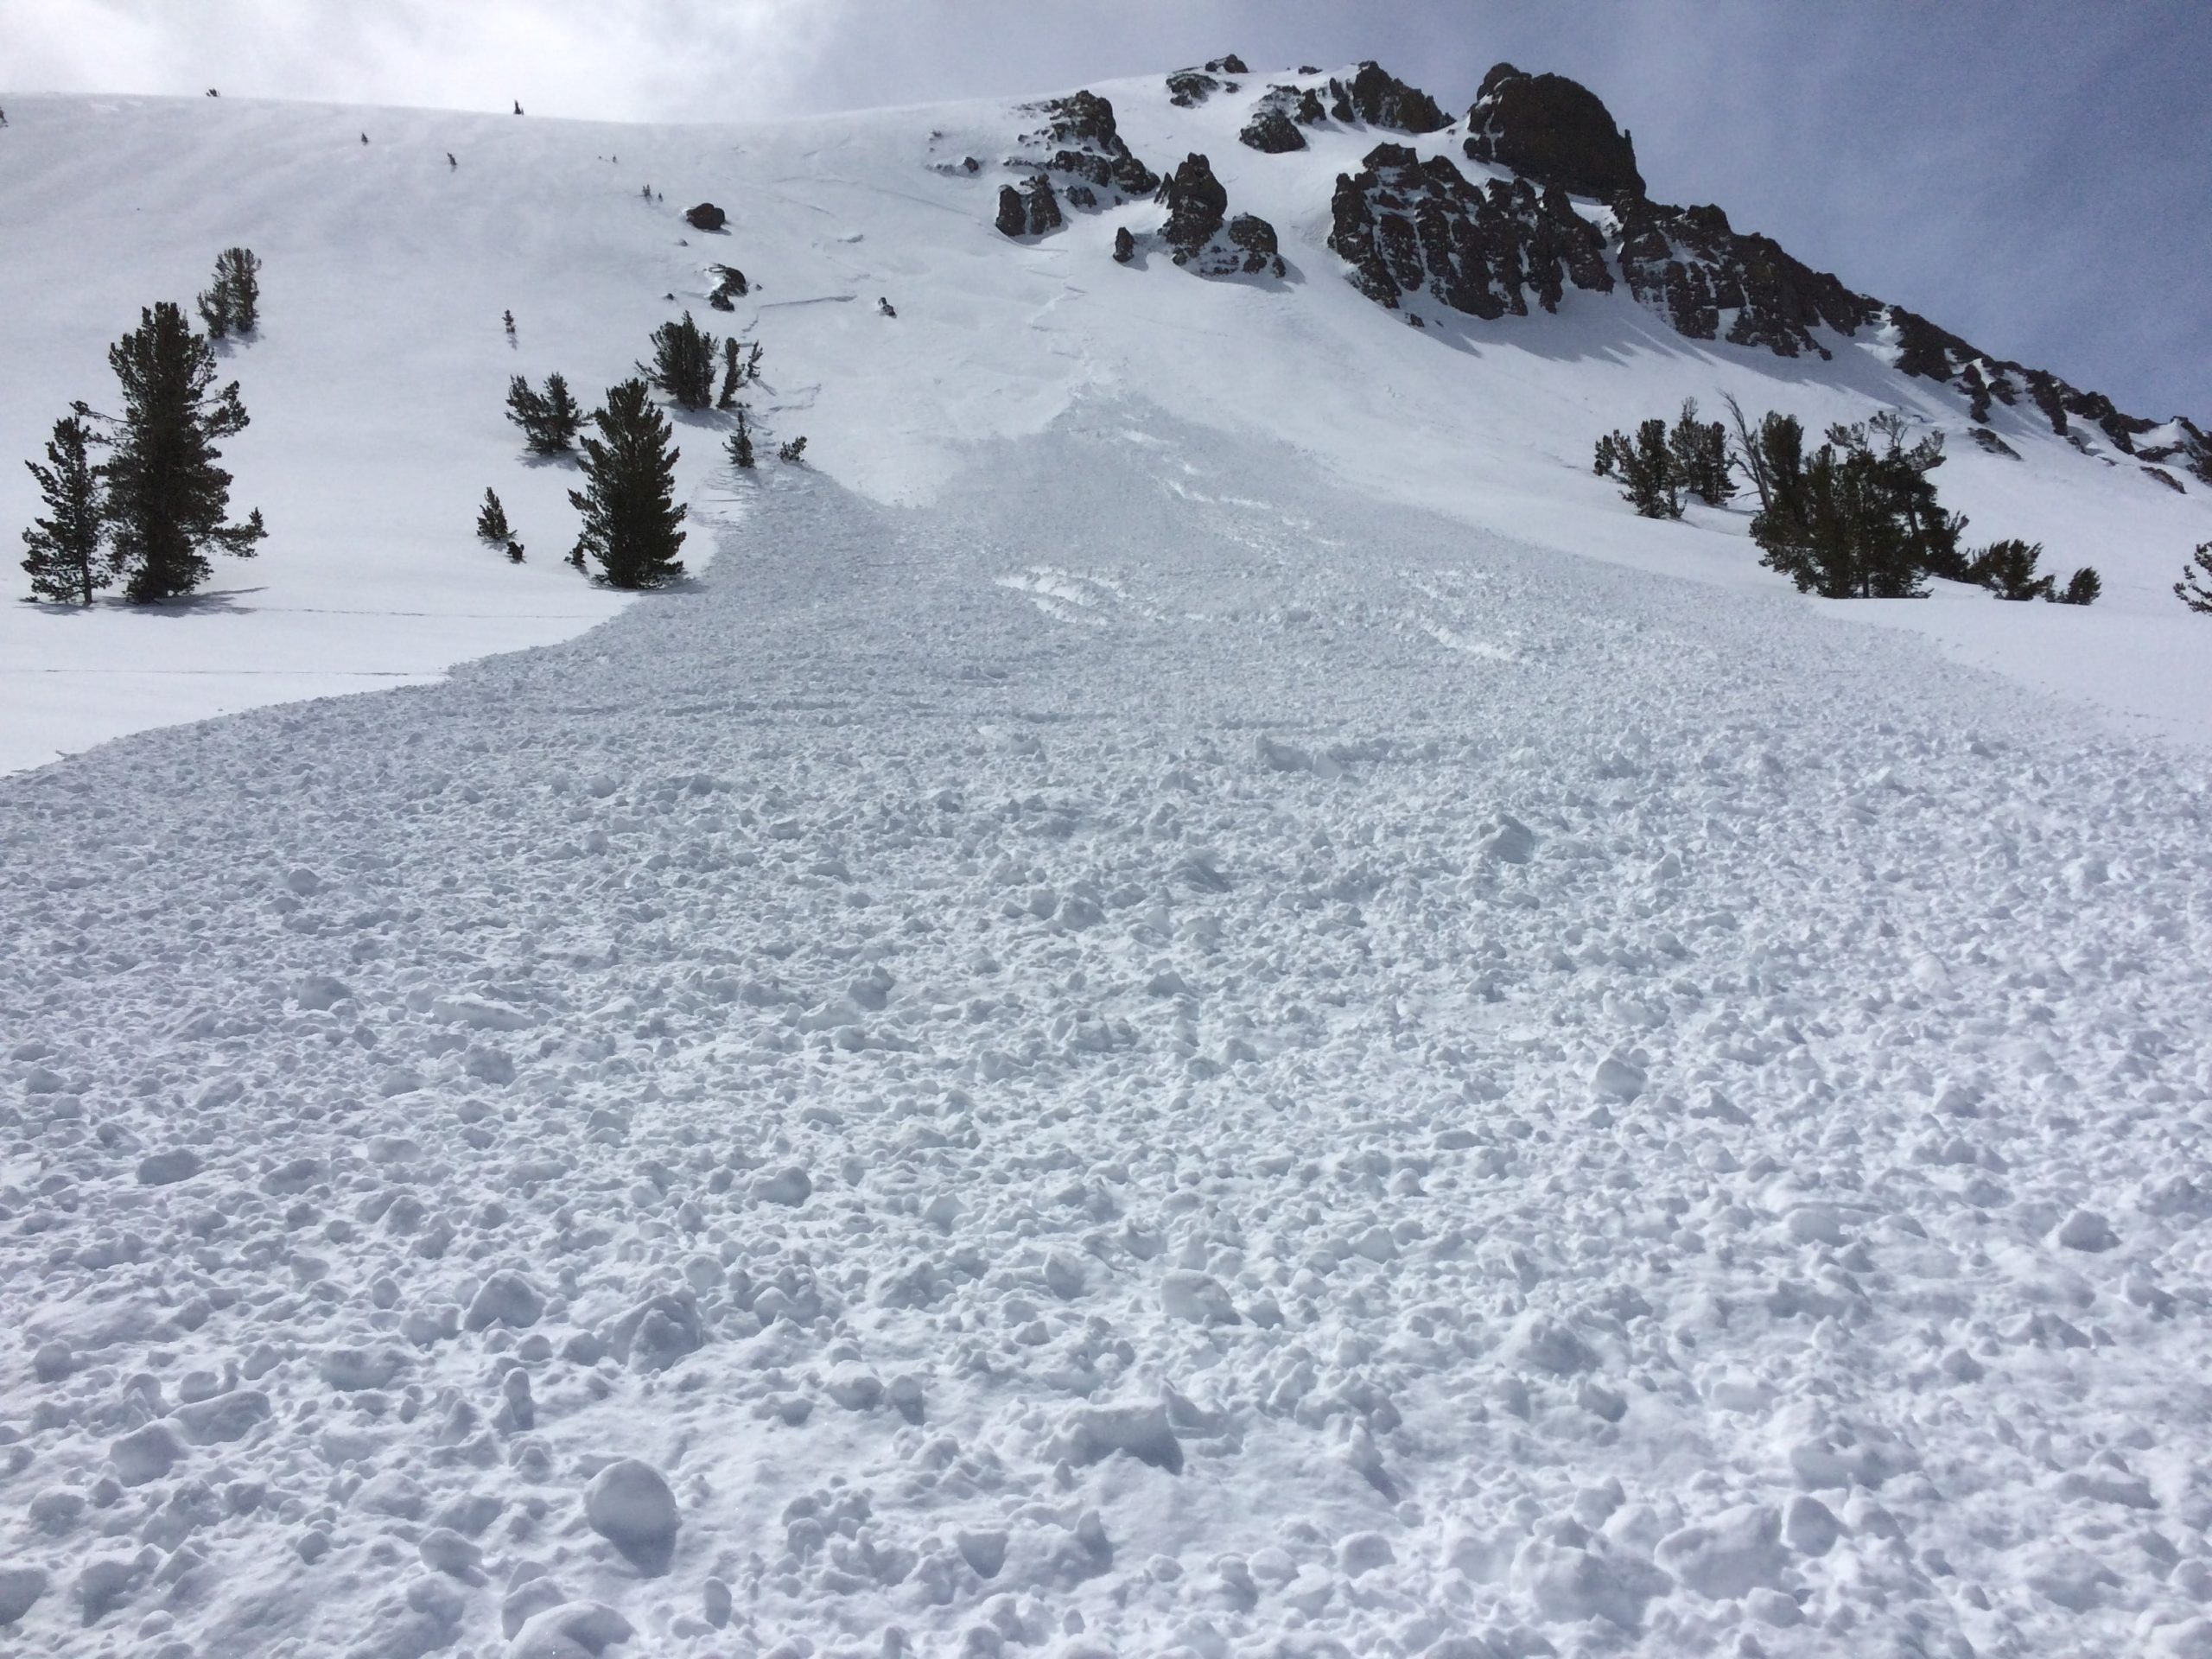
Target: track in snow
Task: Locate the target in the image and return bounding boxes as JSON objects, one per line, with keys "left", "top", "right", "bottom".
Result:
{"left": 4, "top": 404, "right": 2211, "bottom": 1658}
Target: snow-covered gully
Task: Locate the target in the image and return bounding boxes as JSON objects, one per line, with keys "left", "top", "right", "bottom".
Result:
{"left": 5, "top": 406, "right": 2210, "bottom": 1656}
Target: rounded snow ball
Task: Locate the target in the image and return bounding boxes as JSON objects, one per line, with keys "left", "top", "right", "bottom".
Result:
{"left": 585, "top": 1458, "right": 679, "bottom": 1550}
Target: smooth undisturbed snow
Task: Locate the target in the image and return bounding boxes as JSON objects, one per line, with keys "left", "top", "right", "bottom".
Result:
{"left": 3, "top": 73, "right": 2212, "bottom": 1659}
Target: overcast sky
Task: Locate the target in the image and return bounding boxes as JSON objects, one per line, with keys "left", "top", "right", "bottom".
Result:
{"left": 8, "top": 0, "right": 2207, "bottom": 418}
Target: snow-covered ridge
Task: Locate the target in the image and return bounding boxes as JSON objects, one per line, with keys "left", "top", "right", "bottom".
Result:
{"left": 3, "top": 67, "right": 2211, "bottom": 768}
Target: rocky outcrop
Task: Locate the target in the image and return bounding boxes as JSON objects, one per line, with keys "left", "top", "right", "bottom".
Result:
{"left": 1166, "top": 57, "right": 1246, "bottom": 107}
{"left": 995, "top": 177, "right": 1063, "bottom": 238}
{"left": 1241, "top": 85, "right": 1325, "bottom": 154}
{"left": 683, "top": 202, "right": 727, "bottom": 232}
{"left": 1016, "top": 92, "right": 1158, "bottom": 204}
{"left": 1112, "top": 226, "right": 1135, "bottom": 264}
{"left": 1462, "top": 64, "right": 1644, "bottom": 201}
{"left": 1326, "top": 143, "right": 1611, "bottom": 319}
{"left": 706, "top": 264, "right": 747, "bottom": 310}
{"left": 1326, "top": 62, "right": 1449, "bottom": 134}
{"left": 1154, "top": 153, "right": 1284, "bottom": 277}
{"left": 1613, "top": 199, "right": 1882, "bottom": 358}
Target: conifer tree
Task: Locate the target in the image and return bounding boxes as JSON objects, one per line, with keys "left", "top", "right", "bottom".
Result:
{"left": 2176, "top": 543, "right": 2212, "bottom": 613}
{"left": 1666, "top": 399, "right": 1734, "bottom": 506}
{"left": 725, "top": 407, "right": 755, "bottom": 469}
{"left": 101, "top": 301, "right": 265, "bottom": 602}
{"left": 568, "top": 378, "right": 686, "bottom": 588}
{"left": 777, "top": 435, "right": 808, "bottom": 465}
{"left": 505, "top": 372, "right": 581, "bottom": 453}
{"left": 641, "top": 311, "right": 717, "bottom": 410}
{"left": 476, "top": 486, "right": 512, "bottom": 546}
{"left": 1593, "top": 418, "right": 1681, "bottom": 519}
{"left": 1966, "top": 538, "right": 2056, "bottom": 601}
{"left": 20, "top": 407, "right": 109, "bottom": 606}
{"left": 2054, "top": 566, "right": 2100, "bottom": 607}
{"left": 718, "top": 338, "right": 743, "bottom": 410}
{"left": 1720, "top": 391, "right": 1770, "bottom": 512}
{"left": 196, "top": 247, "right": 261, "bottom": 338}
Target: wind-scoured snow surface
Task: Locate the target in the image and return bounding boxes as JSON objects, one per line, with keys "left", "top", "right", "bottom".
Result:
{"left": 4, "top": 75, "right": 2212, "bottom": 1659}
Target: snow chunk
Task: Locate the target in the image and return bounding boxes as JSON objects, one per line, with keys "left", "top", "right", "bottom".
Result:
{"left": 585, "top": 1459, "right": 679, "bottom": 1570}
{"left": 136, "top": 1149, "right": 202, "bottom": 1185}
{"left": 111, "top": 1421, "right": 185, "bottom": 1485}
{"left": 1160, "top": 1270, "right": 1240, "bottom": 1324}
{"left": 1055, "top": 1400, "right": 1184, "bottom": 1472}
{"left": 507, "top": 1599, "right": 636, "bottom": 1658}
{"left": 2056, "top": 1209, "right": 2119, "bottom": 1252}
{"left": 466, "top": 1271, "right": 547, "bottom": 1332}
{"left": 1655, "top": 1503, "right": 1788, "bottom": 1598}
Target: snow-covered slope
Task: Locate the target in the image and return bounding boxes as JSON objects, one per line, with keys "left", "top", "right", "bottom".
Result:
{"left": 2, "top": 74, "right": 2209, "bottom": 772}
{"left": 4, "top": 64, "right": 2212, "bottom": 1659}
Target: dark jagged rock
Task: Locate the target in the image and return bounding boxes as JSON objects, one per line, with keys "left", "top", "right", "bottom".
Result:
{"left": 683, "top": 202, "right": 727, "bottom": 232}
{"left": 1613, "top": 199, "right": 1881, "bottom": 358}
{"left": 1241, "top": 105, "right": 1305, "bottom": 154}
{"left": 1223, "top": 214, "right": 1286, "bottom": 276}
{"left": 1325, "top": 62, "right": 1448, "bottom": 134}
{"left": 995, "top": 176, "right": 1062, "bottom": 238}
{"left": 707, "top": 265, "right": 747, "bottom": 311}
{"left": 1158, "top": 153, "right": 1230, "bottom": 254}
{"left": 1462, "top": 64, "right": 1644, "bottom": 202}
{"left": 1241, "top": 86, "right": 1324, "bottom": 154}
{"left": 1970, "top": 427, "right": 2021, "bottom": 461}
{"left": 1326, "top": 143, "right": 1611, "bottom": 319}
{"left": 1210, "top": 54, "right": 1249, "bottom": 75}
{"left": 1112, "top": 226, "right": 1135, "bottom": 264}
{"left": 1016, "top": 91, "right": 1158, "bottom": 203}
{"left": 1167, "top": 71, "right": 1220, "bottom": 108}
{"left": 1889, "top": 303, "right": 2202, "bottom": 470}
{"left": 2143, "top": 465, "right": 2185, "bottom": 493}
{"left": 1151, "top": 154, "right": 1282, "bottom": 277}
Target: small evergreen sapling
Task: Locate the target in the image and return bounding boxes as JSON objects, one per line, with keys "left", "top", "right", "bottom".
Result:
{"left": 1666, "top": 399, "right": 1734, "bottom": 506}
{"left": 505, "top": 372, "right": 581, "bottom": 453}
{"left": 101, "top": 301, "right": 266, "bottom": 602}
{"left": 641, "top": 311, "right": 717, "bottom": 411}
{"left": 718, "top": 338, "right": 743, "bottom": 410}
{"left": 20, "top": 407, "right": 109, "bottom": 606}
{"left": 1967, "top": 538, "right": 2055, "bottom": 601}
{"left": 1593, "top": 418, "right": 1681, "bottom": 519}
{"left": 2176, "top": 542, "right": 2212, "bottom": 614}
{"left": 726, "top": 407, "right": 755, "bottom": 469}
{"left": 196, "top": 247, "right": 262, "bottom": 338}
{"left": 777, "top": 436, "right": 808, "bottom": 465}
{"left": 2055, "top": 566, "right": 2100, "bottom": 607}
{"left": 476, "top": 487, "right": 512, "bottom": 546}
{"left": 569, "top": 378, "right": 687, "bottom": 588}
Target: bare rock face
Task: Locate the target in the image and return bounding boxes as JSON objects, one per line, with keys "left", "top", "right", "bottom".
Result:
{"left": 995, "top": 177, "right": 1064, "bottom": 238}
{"left": 1462, "top": 63, "right": 1644, "bottom": 202}
{"left": 1240, "top": 86, "right": 1324, "bottom": 154}
{"left": 1015, "top": 91, "right": 1158, "bottom": 204}
{"left": 1325, "top": 61, "right": 1448, "bottom": 134}
{"left": 1326, "top": 143, "right": 1611, "bottom": 319}
{"left": 1613, "top": 198, "right": 1879, "bottom": 359}
{"left": 1150, "top": 154, "right": 1284, "bottom": 278}
{"left": 1112, "top": 226, "right": 1135, "bottom": 264}
{"left": 683, "top": 202, "right": 726, "bottom": 232}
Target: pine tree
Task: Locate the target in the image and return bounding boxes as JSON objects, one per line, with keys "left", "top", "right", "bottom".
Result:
{"left": 725, "top": 407, "right": 755, "bottom": 469}
{"left": 718, "top": 338, "right": 743, "bottom": 410}
{"left": 1666, "top": 399, "right": 1734, "bottom": 506}
{"left": 641, "top": 311, "right": 717, "bottom": 410}
{"left": 541, "top": 373, "right": 582, "bottom": 448}
{"left": 476, "top": 486, "right": 512, "bottom": 546}
{"left": 1721, "top": 391, "right": 1770, "bottom": 512}
{"left": 1967, "top": 538, "right": 2055, "bottom": 601}
{"left": 2054, "top": 566, "right": 2101, "bottom": 607}
{"left": 505, "top": 538, "right": 525, "bottom": 563}
{"left": 2177, "top": 543, "right": 2212, "bottom": 613}
{"left": 505, "top": 372, "right": 581, "bottom": 453}
{"left": 20, "top": 407, "right": 109, "bottom": 606}
{"left": 569, "top": 378, "right": 686, "bottom": 588}
{"left": 777, "top": 435, "right": 808, "bottom": 465}
{"left": 101, "top": 301, "right": 265, "bottom": 602}
{"left": 195, "top": 247, "right": 261, "bottom": 339}
{"left": 1593, "top": 418, "right": 1681, "bottom": 519}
